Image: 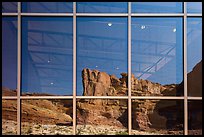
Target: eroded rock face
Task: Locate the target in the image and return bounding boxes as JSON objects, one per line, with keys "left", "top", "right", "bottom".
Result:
{"left": 82, "top": 69, "right": 112, "bottom": 96}
{"left": 77, "top": 99, "right": 127, "bottom": 128}
{"left": 82, "top": 68, "right": 170, "bottom": 98}
{"left": 80, "top": 68, "right": 180, "bottom": 130}
{"left": 187, "top": 60, "right": 202, "bottom": 97}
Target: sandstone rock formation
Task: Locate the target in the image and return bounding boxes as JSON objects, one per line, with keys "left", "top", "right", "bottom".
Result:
{"left": 79, "top": 65, "right": 201, "bottom": 132}
{"left": 187, "top": 60, "right": 202, "bottom": 97}
{"left": 82, "top": 68, "right": 128, "bottom": 97}
{"left": 80, "top": 68, "right": 181, "bottom": 131}
{"left": 2, "top": 99, "right": 73, "bottom": 126}
{"left": 2, "top": 86, "right": 17, "bottom": 96}
{"left": 77, "top": 99, "right": 127, "bottom": 128}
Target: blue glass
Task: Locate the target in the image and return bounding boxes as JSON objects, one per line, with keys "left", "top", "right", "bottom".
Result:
{"left": 131, "top": 18, "right": 183, "bottom": 96}
{"left": 22, "top": 2, "right": 73, "bottom": 13}
{"left": 187, "top": 18, "right": 202, "bottom": 97}
{"left": 77, "top": 17, "right": 128, "bottom": 96}
{"left": 2, "top": 17, "right": 17, "bottom": 96}
{"left": 2, "top": 2, "right": 17, "bottom": 13}
{"left": 187, "top": 2, "right": 202, "bottom": 13}
{"left": 132, "top": 2, "right": 182, "bottom": 13}
{"left": 21, "top": 17, "right": 73, "bottom": 96}
{"left": 77, "top": 2, "right": 128, "bottom": 13}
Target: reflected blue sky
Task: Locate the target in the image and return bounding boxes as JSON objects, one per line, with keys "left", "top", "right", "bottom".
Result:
{"left": 22, "top": 2, "right": 73, "bottom": 13}
{"left": 21, "top": 17, "right": 73, "bottom": 95}
{"left": 2, "top": 17, "right": 17, "bottom": 90}
{"left": 187, "top": 18, "right": 202, "bottom": 72}
{"left": 187, "top": 2, "right": 202, "bottom": 13}
{"left": 132, "top": 18, "right": 183, "bottom": 85}
{"left": 132, "top": 2, "right": 182, "bottom": 13}
{"left": 77, "top": 2, "right": 128, "bottom": 13}
{"left": 2, "top": 2, "right": 17, "bottom": 13}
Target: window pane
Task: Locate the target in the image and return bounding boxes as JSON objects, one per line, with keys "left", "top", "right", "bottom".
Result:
{"left": 22, "top": 2, "right": 73, "bottom": 13}
{"left": 2, "top": 100, "right": 17, "bottom": 135}
{"left": 132, "top": 2, "right": 182, "bottom": 13}
{"left": 77, "top": 99, "right": 128, "bottom": 135}
{"left": 132, "top": 99, "right": 184, "bottom": 135}
{"left": 2, "top": 2, "right": 17, "bottom": 13}
{"left": 131, "top": 18, "right": 183, "bottom": 96}
{"left": 187, "top": 2, "right": 202, "bottom": 13}
{"left": 21, "top": 99, "right": 73, "bottom": 135}
{"left": 188, "top": 100, "right": 202, "bottom": 135}
{"left": 21, "top": 17, "right": 73, "bottom": 96}
{"left": 187, "top": 18, "right": 202, "bottom": 97}
{"left": 2, "top": 17, "right": 17, "bottom": 96}
{"left": 77, "top": 17, "right": 128, "bottom": 96}
{"left": 77, "top": 2, "right": 128, "bottom": 13}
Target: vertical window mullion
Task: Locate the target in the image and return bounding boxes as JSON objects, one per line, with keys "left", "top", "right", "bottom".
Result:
{"left": 17, "top": 2, "right": 21, "bottom": 135}
{"left": 128, "top": 2, "right": 132, "bottom": 135}
{"left": 183, "top": 2, "right": 188, "bottom": 135}
{"left": 73, "top": 2, "right": 77, "bottom": 135}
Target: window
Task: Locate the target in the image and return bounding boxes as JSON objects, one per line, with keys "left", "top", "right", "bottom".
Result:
{"left": 2, "top": 17, "right": 17, "bottom": 96}
{"left": 22, "top": 2, "right": 73, "bottom": 13}
{"left": 77, "top": 2, "right": 128, "bottom": 13}
{"left": 21, "top": 99, "right": 73, "bottom": 135}
{"left": 77, "top": 17, "right": 128, "bottom": 96}
{"left": 132, "top": 99, "right": 184, "bottom": 135}
{"left": 187, "top": 2, "right": 202, "bottom": 13}
{"left": 21, "top": 17, "right": 73, "bottom": 96}
{"left": 2, "top": 2, "right": 17, "bottom": 13}
{"left": 2, "top": 2, "right": 202, "bottom": 135}
{"left": 131, "top": 18, "right": 183, "bottom": 96}
{"left": 132, "top": 2, "right": 182, "bottom": 13}
{"left": 2, "top": 100, "right": 17, "bottom": 134}
{"left": 187, "top": 18, "right": 202, "bottom": 97}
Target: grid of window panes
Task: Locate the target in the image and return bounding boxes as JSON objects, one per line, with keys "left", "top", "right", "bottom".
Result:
{"left": 2, "top": 2, "right": 202, "bottom": 135}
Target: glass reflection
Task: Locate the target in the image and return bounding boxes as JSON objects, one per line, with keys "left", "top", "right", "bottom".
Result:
{"left": 188, "top": 100, "right": 202, "bottom": 135}
{"left": 21, "top": 17, "right": 73, "bottom": 96}
{"left": 2, "top": 2, "right": 17, "bottom": 13}
{"left": 2, "top": 17, "right": 17, "bottom": 96}
{"left": 132, "top": 2, "right": 182, "bottom": 13}
{"left": 131, "top": 18, "right": 183, "bottom": 96}
{"left": 77, "top": 17, "right": 128, "bottom": 96}
{"left": 187, "top": 18, "right": 202, "bottom": 97}
{"left": 76, "top": 99, "right": 128, "bottom": 135}
{"left": 187, "top": 2, "right": 202, "bottom": 13}
{"left": 132, "top": 99, "right": 184, "bottom": 135}
{"left": 77, "top": 2, "right": 128, "bottom": 13}
{"left": 21, "top": 99, "right": 73, "bottom": 135}
{"left": 22, "top": 2, "right": 73, "bottom": 13}
{"left": 2, "top": 100, "right": 17, "bottom": 135}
